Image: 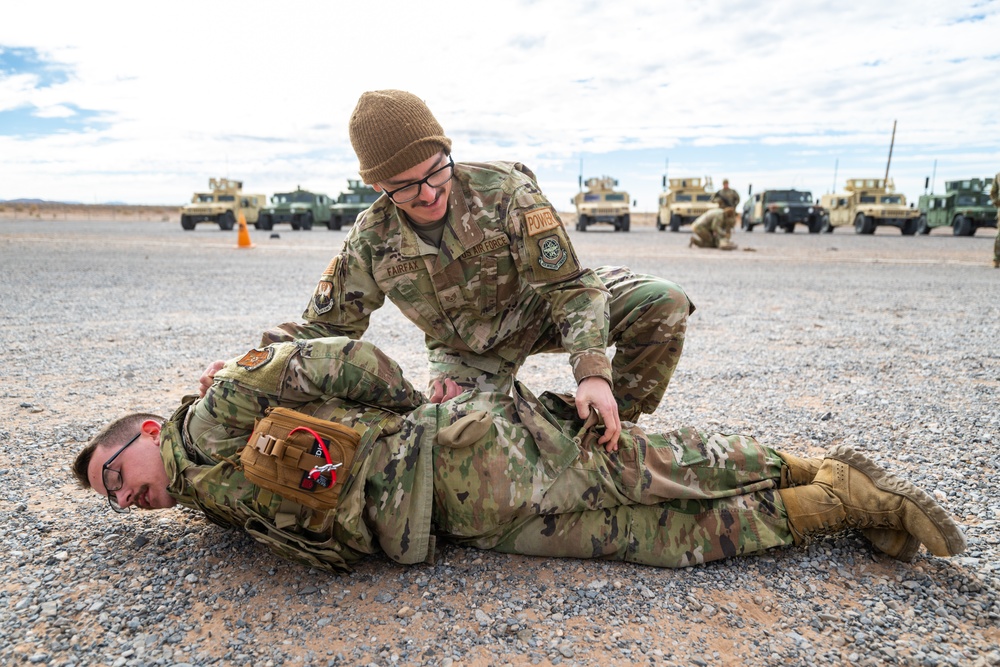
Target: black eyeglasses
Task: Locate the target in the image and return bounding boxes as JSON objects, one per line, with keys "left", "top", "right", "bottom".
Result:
{"left": 101, "top": 433, "right": 141, "bottom": 514}
{"left": 382, "top": 157, "right": 454, "bottom": 204}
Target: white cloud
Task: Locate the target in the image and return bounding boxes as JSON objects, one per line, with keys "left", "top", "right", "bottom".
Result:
{"left": 0, "top": 0, "right": 998, "bottom": 208}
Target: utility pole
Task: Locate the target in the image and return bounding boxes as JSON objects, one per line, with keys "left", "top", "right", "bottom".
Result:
{"left": 884, "top": 120, "right": 897, "bottom": 184}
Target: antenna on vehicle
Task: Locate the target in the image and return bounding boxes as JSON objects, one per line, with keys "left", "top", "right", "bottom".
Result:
{"left": 831, "top": 158, "right": 839, "bottom": 194}
{"left": 930, "top": 159, "right": 937, "bottom": 195}
{"left": 884, "top": 120, "right": 897, "bottom": 184}
{"left": 578, "top": 157, "right": 583, "bottom": 192}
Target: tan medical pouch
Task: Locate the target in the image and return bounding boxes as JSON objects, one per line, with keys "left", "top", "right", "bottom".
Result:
{"left": 240, "top": 407, "right": 360, "bottom": 512}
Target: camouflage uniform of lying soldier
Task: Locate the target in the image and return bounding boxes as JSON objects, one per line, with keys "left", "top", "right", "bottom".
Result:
{"left": 73, "top": 337, "right": 966, "bottom": 574}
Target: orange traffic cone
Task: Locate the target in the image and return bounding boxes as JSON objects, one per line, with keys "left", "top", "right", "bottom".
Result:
{"left": 236, "top": 212, "right": 255, "bottom": 249}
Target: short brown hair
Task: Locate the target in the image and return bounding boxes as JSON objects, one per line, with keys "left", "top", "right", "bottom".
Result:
{"left": 72, "top": 413, "right": 163, "bottom": 488}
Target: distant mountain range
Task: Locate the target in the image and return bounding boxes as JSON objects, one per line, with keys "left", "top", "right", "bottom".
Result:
{"left": 1, "top": 198, "right": 139, "bottom": 206}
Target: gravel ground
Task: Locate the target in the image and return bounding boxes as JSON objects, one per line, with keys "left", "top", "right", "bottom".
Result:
{"left": 1, "top": 218, "right": 998, "bottom": 667}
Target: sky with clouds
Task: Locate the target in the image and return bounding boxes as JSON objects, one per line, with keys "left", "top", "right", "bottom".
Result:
{"left": 1, "top": 0, "right": 999, "bottom": 211}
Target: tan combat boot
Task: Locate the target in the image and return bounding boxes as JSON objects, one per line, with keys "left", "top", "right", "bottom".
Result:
{"left": 776, "top": 451, "right": 822, "bottom": 488}
{"left": 776, "top": 450, "right": 920, "bottom": 561}
{"left": 778, "top": 445, "right": 966, "bottom": 558}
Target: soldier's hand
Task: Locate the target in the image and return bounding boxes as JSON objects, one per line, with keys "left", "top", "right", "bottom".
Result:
{"left": 576, "top": 377, "right": 621, "bottom": 452}
{"left": 429, "top": 378, "right": 463, "bottom": 403}
{"left": 198, "top": 360, "right": 225, "bottom": 398}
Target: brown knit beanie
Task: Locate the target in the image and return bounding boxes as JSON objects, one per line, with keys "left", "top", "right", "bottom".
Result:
{"left": 349, "top": 90, "right": 452, "bottom": 184}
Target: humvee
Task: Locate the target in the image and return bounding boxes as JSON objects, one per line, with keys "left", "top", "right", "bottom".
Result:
{"left": 180, "top": 178, "right": 265, "bottom": 231}
{"left": 819, "top": 178, "right": 919, "bottom": 235}
{"left": 571, "top": 176, "right": 631, "bottom": 232}
{"left": 257, "top": 187, "right": 333, "bottom": 231}
{"left": 916, "top": 177, "right": 997, "bottom": 236}
{"left": 329, "top": 179, "right": 381, "bottom": 230}
{"left": 742, "top": 189, "right": 823, "bottom": 233}
{"left": 656, "top": 177, "right": 717, "bottom": 231}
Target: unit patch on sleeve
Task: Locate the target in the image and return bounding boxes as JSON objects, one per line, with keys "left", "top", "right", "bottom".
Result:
{"left": 313, "top": 280, "right": 334, "bottom": 314}
{"left": 537, "top": 236, "right": 568, "bottom": 271}
{"left": 236, "top": 347, "right": 274, "bottom": 371}
{"left": 524, "top": 207, "right": 562, "bottom": 237}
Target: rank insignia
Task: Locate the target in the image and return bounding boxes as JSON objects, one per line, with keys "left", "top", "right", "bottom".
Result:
{"left": 537, "top": 236, "right": 568, "bottom": 271}
{"left": 236, "top": 347, "right": 274, "bottom": 371}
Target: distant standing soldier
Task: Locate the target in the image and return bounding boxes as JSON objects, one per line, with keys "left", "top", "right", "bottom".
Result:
{"left": 712, "top": 178, "right": 740, "bottom": 209}
{"left": 690, "top": 207, "right": 738, "bottom": 250}
{"left": 991, "top": 170, "right": 1000, "bottom": 268}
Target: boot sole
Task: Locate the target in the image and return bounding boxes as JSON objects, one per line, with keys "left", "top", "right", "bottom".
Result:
{"left": 827, "top": 445, "right": 967, "bottom": 557}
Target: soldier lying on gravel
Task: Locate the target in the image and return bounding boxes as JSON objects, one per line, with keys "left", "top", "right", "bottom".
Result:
{"left": 73, "top": 337, "right": 966, "bottom": 574}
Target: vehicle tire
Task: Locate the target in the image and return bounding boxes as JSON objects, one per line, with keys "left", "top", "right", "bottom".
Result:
{"left": 576, "top": 214, "right": 588, "bottom": 231}
{"left": 620, "top": 214, "right": 630, "bottom": 232}
{"left": 807, "top": 217, "right": 821, "bottom": 234}
{"left": 742, "top": 213, "right": 753, "bottom": 232}
{"left": 953, "top": 215, "right": 973, "bottom": 237}
{"left": 821, "top": 214, "right": 833, "bottom": 233}
{"left": 257, "top": 214, "right": 273, "bottom": 231}
{"left": 764, "top": 212, "right": 778, "bottom": 233}
{"left": 655, "top": 214, "right": 664, "bottom": 231}
{"left": 669, "top": 214, "right": 682, "bottom": 232}
{"left": 854, "top": 213, "right": 874, "bottom": 235}
{"left": 301, "top": 212, "right": 314, "bottom": 230}
{"left": 901, "top": 218, "right": 917, "bottom": 236}
{"left": 218, "top": 211, "right": 235, "bottom": 231}
{"left": 917, "top": 214, "right": 930, "bottom": 235}
{"left": 180, "top": 215, "right": 195, "bottom": 231}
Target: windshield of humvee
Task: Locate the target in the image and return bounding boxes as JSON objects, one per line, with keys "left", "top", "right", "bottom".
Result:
{"left": 196, "top": 194, "right": 214, "bottom": 203}
{"left": 605, "top": 194, "right": 626, "bottom": 202}
{"left": 768, "top": 191, "right": 814, "bottom": 203}
{"left": 218, "top": 195, "right": 235, "bottom": 202}
{"left": 363, "top": 193, "right": 380, "bottom": 203}
{"left": 675, "top": 194, "right": 692, "bottom": 202}
{"left": 956, "top": 194, "right": 988, "bottom": 206}
{"left": 881, "top": 195, "right": 902, "bottom": 204}
{"left": 695, "top": 194, "right": 712, "bottom": 202}
{"left": 860, "top": 196, "right": 877, "bottom": 203}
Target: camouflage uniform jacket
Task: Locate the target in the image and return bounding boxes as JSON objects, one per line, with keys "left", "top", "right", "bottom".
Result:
{"left": 267, "top": 161, "right": 613, "bottom": 385}
{"left": 158, "top": 338, "right": 430, "bottom": 573}
{"left": 691, "top": 209, "right": 735, "bottom": 247}
{"left": 711, "top": 187, "right": 740, "bottom": 209}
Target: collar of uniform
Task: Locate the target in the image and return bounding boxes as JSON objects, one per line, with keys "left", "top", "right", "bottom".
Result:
{"left": 394, "top": 163, "right": 486, "bottom": 265}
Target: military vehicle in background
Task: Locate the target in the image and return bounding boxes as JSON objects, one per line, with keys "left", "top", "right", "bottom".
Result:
{"left": 916, "top": 177, "right": 997, "bottom": 236}
{"left": 656, "top": 176, "right": 716, "bottom": 231}
{"left": 742, "top": 188, "right": 823, "bottom": 233}
{"left": 571, "top": 176, "right": 631, "bottom": 232}
{"left": 819, "top": 178, "right": 919, "bottom": 235}
{"left": 179, "top": 178, "right": 265, "bottom": 231}
{"left": 256, "top": 187, "right": 333, "bottom": 231}
{"left": 329, "top": 179, "right": 381, "bottom": 230}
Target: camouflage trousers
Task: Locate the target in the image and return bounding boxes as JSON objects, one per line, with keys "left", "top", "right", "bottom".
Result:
{"left": 433, "top": 419, "right": 793, "bottom": 568}
{"left": 428, "top": 266, "right": 694, "bottom": 422}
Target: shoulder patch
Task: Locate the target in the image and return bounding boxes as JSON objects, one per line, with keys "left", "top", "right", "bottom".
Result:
{"left": 524, "top": 207, "right": 561, "bottom": 237}
{"left": 236, "top": 347, "right": 274, "bottom": 371}
{"left": 537, "top": 235, "right": 568, "bottom": 271}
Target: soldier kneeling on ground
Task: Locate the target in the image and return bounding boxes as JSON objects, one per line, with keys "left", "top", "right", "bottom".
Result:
{"left": 73, "top": 337, "right": 966, "bottom": 574}
{"left": 690, "top": 207, "right": 738, "bottom": 250}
